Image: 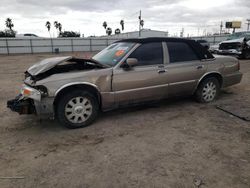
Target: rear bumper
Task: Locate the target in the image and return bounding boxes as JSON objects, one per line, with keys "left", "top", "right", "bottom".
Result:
{"left": 7, "top": 95, "right": 36, "bottom": 114}
{"left": 223, "top": 72, "right": 243, "bottom": 88}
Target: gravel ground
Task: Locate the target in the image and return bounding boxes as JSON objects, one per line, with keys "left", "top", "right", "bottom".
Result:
{"left": 0, "top": 53, "right": 249, "bottom": 188}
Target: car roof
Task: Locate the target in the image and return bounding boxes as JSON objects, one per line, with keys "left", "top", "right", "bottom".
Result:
{"left": 116, "top": 37, "right": 214, "bottom": 60}
{"left": 116, "top": 37, "right": 194, "bottom": 44}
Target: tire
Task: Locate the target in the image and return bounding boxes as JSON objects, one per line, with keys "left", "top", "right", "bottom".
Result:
{"left": 195, "top": 77, "right": 220, "bottom": 103}
{"left": 56, "top": 90, "right": 99, "bottom": 129}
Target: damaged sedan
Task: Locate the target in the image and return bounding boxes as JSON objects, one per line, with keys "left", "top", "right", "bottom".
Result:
{"left": 217, "top": 37, "right": 250, "bottom": 59}
{"left": 7, "top": 38, "right": 243, "bottom": 128}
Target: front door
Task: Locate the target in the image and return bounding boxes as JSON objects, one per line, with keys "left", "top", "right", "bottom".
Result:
{"left": 112, "top": 42, "right": 168, "bottom": 106}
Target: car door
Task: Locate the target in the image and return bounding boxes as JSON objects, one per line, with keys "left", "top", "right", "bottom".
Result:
{"left": 112, "top": 42, "right": 168, "bottom": 106}
{"left": 164, "top": 41, "right": 208, "bottom": 96}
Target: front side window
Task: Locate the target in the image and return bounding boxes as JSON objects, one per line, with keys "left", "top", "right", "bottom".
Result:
{"left": 92, "top": 42, "right": 135, "bottom": 67}
{"left": 128, "top": 42, "right": 163, "bottom": 66}
{"left": 167, "top": 42, "right": 199, "bottom": 63}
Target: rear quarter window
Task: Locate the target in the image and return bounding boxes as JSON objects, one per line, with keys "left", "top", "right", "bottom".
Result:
{"left": 167, "top": 42, "right": 199, "bottom": 63}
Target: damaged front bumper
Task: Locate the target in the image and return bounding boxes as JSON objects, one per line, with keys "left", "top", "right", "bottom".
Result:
{"left": 7, "top": 94, "right": 36, "bottom": 114}
{"left": 7, "top": 84, "right": 55, "bottom": 117}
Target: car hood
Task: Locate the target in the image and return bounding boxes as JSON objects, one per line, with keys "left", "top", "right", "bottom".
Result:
{"left": 27, "top": 56, "right": 72, "bottom": 76}
{"left": 222, "top": 37, "right": 244, "bottom": 44}
{"left": 222, "top": 37, "right": 250, "bottom": 45}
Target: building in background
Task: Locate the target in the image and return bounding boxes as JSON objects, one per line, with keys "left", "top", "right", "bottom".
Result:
{"left": 99, "top": 29, "right": 169, "bottom": 39}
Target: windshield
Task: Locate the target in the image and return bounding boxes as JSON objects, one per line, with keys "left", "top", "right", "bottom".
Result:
{"left": 92, "top": 42, "right": 135, "bottom": 67}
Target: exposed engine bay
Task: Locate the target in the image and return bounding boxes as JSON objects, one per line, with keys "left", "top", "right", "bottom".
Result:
{"left": 25, "top": 57, "right": 106, "bottom": 82}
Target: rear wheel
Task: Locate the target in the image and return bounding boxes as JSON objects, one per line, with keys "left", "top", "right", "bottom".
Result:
{"left": 195, "top": 77, "right": 220, "bottom": 103}
{"left": 56, "top": 90, "right": 99, "bottom": 129}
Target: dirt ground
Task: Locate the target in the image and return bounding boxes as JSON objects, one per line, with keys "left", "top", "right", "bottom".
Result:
{"left": 0, "top": 53, "right": 250, "bottom": 188}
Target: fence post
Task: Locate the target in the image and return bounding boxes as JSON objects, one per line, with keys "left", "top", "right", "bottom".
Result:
{"left": 213, "top": 36, "right": 216, "bottom": 45}
{"left": 106, "top": 38, "right": 109, "bottom": 47}
{"left": 5, "top": 38, "right": 9, "bottom": 55}
{"left": 29, "top": 39, "right": 33, "bottom": 54}
{"left": 71, "top": 39, "right": 74, "bottom": 52}
{"left": 50, "top": 38, "right": 54, "bottom": 53}
{"left": 89, "top": 38, "right": 92, "bottom": 52}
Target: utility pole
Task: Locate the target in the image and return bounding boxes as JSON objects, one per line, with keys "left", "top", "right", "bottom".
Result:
{"left": 220, "top": 21, "right": 223, "bottom": 35}
{"left": 139, "top": 10, "right": 142, "bottom": 37}
{"left": 246, "top": 19, "right": 250, "bottom": 31}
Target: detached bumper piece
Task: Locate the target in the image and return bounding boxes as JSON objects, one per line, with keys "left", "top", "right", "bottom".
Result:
{"left": 7, "top": 95, "right": 35, "bottom": 115}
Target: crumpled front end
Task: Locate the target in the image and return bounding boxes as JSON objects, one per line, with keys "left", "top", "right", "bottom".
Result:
{"left": 6, "top": 84, "right": 50, "bottom": 116}
{"left": 7, "top": 94, "right": 36, "bottom": 115}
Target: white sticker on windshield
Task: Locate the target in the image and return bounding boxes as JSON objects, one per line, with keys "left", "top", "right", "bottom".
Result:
{"left": 117, "top": 47, "right": 129, "bottom": 51}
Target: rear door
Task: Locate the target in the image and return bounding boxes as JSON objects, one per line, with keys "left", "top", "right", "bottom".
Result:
{"left": 112, "top": 42, "right": 168, "bottom": 105}
{"left": 165, "top": 41, "right": 207, "bottom": 96}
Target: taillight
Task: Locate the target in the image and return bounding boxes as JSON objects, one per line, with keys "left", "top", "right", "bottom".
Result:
{"left": 237, "top": 61, "right": 240, "bottom": 70}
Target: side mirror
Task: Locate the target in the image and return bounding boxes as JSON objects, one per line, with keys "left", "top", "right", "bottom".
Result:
{"left": 121, "top": 58, "right": 138, "bottom": 69}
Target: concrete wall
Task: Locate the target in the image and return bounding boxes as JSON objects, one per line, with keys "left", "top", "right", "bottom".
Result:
{"left": 0, "top": 34, "right": 230, "bottom": 55}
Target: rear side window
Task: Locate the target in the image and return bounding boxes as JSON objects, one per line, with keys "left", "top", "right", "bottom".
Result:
{"left": 129, "top": 42, "right": 163, "bottom": 66}
{"left": 167, "top": 42, "right": 199, "bottom": 63}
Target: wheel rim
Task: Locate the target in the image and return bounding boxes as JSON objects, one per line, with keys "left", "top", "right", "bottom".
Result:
{"left": 65, "top": 97, "right": 92, "bottom": 124}
{"left": 202, "top": 82, "right": 217, "bottom": 102}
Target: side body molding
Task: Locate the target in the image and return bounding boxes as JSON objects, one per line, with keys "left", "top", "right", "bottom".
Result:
{"left": 55, "top": 82, "right": 101, "bottom": 97}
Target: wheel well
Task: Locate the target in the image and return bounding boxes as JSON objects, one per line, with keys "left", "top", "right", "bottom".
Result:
{"left": 198, "top": 73, "right": 223, "bottom": 88}
{"left": 53, "top": 84, "right": 102, "bottom": 110}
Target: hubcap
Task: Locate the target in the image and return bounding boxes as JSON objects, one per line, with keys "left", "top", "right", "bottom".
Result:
{"left": 202, "top": 82, "right": 217, "bottom": 102}
{"left": 65, "top": 97, "right": 92, "bottom": 124}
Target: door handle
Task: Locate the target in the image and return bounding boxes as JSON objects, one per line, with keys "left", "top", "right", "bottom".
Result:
{"left": 158, "top": 69, "right": 167, "bottom": 74}
{"left": 196, "top": 65, "right": 204, "bottom": 69}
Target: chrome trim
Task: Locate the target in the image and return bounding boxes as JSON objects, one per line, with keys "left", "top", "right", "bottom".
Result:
{"left": 55, "top": 82, "right": 100, "bottom": 96}
{"left": 198, "top": 71, "right": 222, "bottom": 83}
{"left": 169, "top": 80, "right": 196, "bottom": 86}
{"left": 201, "top": 58, "right": 216, "bottom": 62}
{"left": 162, "top": 42, "right": 170, "bottom": 64}
{"left": 113, "top": 83, "right": 169, "bottom": 94}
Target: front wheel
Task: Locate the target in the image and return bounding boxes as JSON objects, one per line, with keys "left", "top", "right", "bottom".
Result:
{"left": 56, "top": 90, "right": 99, "bottom": 129}
{"left": 195, "top": 77, "right": 220, "bottom": 103}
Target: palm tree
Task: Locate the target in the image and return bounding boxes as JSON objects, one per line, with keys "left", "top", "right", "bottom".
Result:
{"left": 140, "top": 20, "right": 144, "bottom": 28}
{"left": 106, "top": 27, "right": 112, "bottom": 36}
{"left": 58, "top": 23, "right": 62, "bottom": 34}
{"left": 54, "top": 21, "right": 59, "bottom": 30}
{"left": 5, "top": 18, "right": 14, "bottom": 31}
{"left": 115, "top": 28, "right": 121, "bottom": 35}
{"left": 54, "top": 21, "right": 62, "bottom": 36}
{"left": 45, "top": 21, "right": 51, "bottom": 37}
{"left": 120, "top": 20, "right": 124, "bottom": 31}
{"left": 103, "top": 21, "right": 107, "bottom": 30}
